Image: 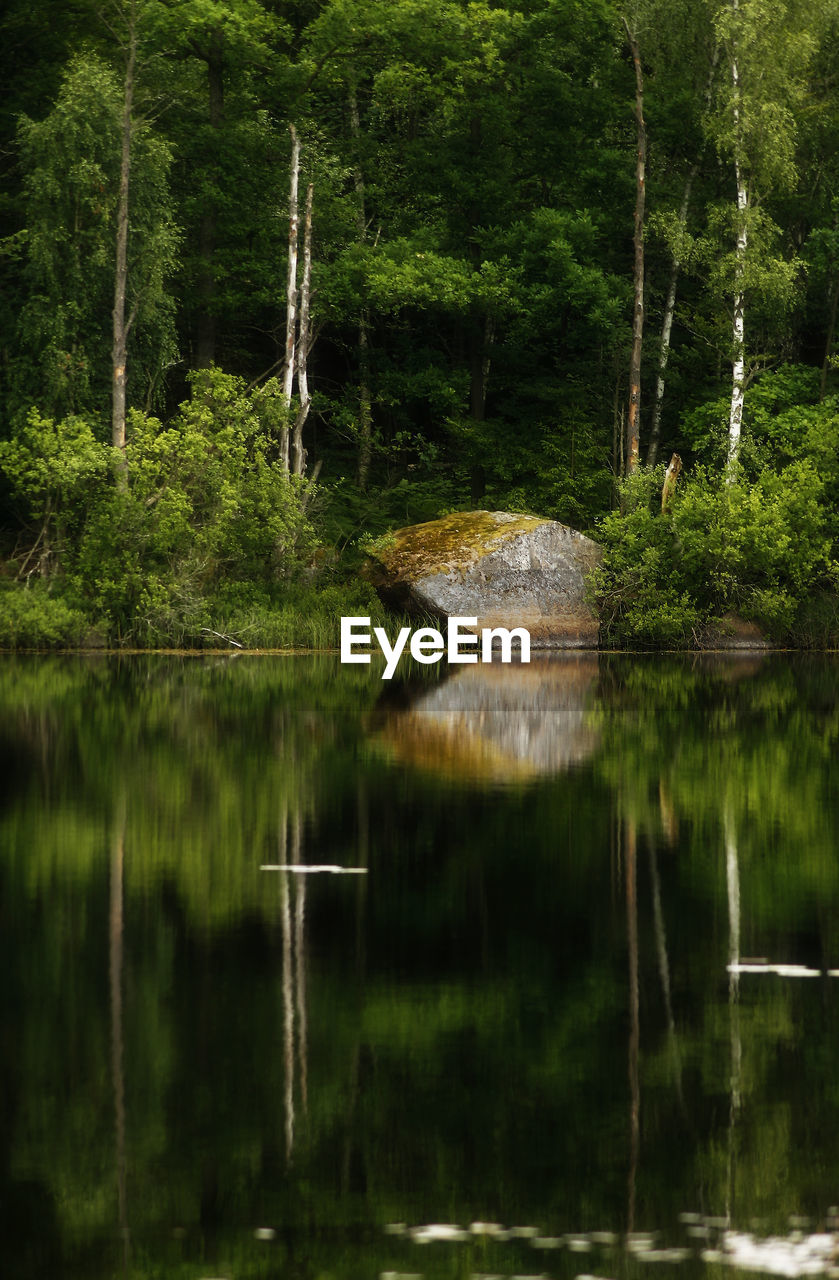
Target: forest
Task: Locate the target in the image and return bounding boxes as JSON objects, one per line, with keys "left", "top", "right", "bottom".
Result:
{"left": 2, "top": 0, "right": 839, "bottom": 648}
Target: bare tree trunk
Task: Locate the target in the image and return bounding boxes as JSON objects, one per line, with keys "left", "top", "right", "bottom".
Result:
{"left": 281, "top": 124, "right": 301, "bottom": 473}
{"left": 291, "top": 182, "right": 313, "bottom": 476}
{"left": 728, "top": 2, "right": 747, "bottom": 474}
{"left": 624, "top": 18, "right": 646, "bottom": 475}
{"left": 661, "top": 451, "right": 683, "bottom": 513}
{"left": 112, "top": 0, "right": 137, "bottom": 477}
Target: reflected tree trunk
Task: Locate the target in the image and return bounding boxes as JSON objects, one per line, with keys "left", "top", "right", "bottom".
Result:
{"left": 279, "top": 806, "right": 310, "bottom": 1162}
{"left": 342, "top": 780, "right": 370, "bottom": 1195}
{"left": 109, "top": 793, "right": 129, "bottom": 1273}
{"left": 626, "top": 816, "right": 640, "bottom": 1233}
{"left": 725, "top": 802, "right": 741, "bottom": 1224}
{"left": 648, "top": 840, "right": 685, "bottom": 1112}
{"left": 279, "top": 810, "right": 295, "bottom": 1162}
{"left": 292, "top": 814, "right": 308, "bottom": 1117}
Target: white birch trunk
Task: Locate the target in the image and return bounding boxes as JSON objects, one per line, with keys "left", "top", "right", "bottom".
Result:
{"left": 280, "top": 124, "right": 300, "bottom": 473}
{"left": 728, "top": 5, "right": 747, "bottom": 473}
{"left": 291, "top": 182, "right": 313, "bottom": 477}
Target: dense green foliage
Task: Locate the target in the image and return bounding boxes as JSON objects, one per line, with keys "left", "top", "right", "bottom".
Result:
{"left": 594, "top": 369, "right": 839, "bottom": 645}
{"left": 3, "top": 0, "right": 839, "bottom": 643}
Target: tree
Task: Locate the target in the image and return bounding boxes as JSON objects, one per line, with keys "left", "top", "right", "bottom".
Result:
{"left": 623, "top": 15, "right": 647, "bottom": 475}
{"left": 111, "top": 0, "right": 139, "bottom": 466}
{"left": 16, "top": 52, "right": 178, "bottom": 429}
{"left": 146, "top": 0, "right": 292, "bottom": 374}
{"left": 709, "top": 0, "right": 817, "bottom": 468}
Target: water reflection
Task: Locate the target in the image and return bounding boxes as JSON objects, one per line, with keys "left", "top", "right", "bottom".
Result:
{"left": 1, "top": 655, "right": 839, "bottom": 1276}
{"left": 375, "top": 653, "right": 599, "bottom": 782}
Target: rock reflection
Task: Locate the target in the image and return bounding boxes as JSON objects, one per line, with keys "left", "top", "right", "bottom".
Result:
{"left": 374, "top": 654, "right": 599, "bottom": 783}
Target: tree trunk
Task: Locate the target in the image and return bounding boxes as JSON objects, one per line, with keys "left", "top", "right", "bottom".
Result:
{"left": 661, "top": 452, "right": 683, "bottom": 512}
{"left": 647, "top": 49, "right": 718, "bottom": 467}
{"left": 291, "top": 182, "right": 313, "bottom": 477}
{"left": 469, "top": 313, "right": 494, "bottom": 502}
{"left": 647, "top": 175, "right": 693, "bottom": 467}
{"left": 820, "top": 267, "right": 839, "bottom": 401}
{"left": 349, "top": 85, "right": 373, "bottom": 490}
{"left": 281, "top": 124, "right": 301, "bottom": 473}
{"left": 624, "top": 19, "right": 646, "bottom": 475}
{"left": 196, "top": 34, "right": 224, "bottom": 369}
{"left": 728, "top": 1, "right": 747, "bottom": 473}
{"left": 111, "top": 0, "right": 137, "bottom": 476}
{"left": 357, "top": 317, "right": 373, "bottom": 490}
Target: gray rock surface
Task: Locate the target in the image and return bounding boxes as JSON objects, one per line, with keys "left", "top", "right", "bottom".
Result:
{"left": 366, "top": 510, "right": 601, "bottom": 648}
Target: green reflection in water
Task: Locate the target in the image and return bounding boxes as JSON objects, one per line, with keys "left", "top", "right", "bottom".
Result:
{"left": 1, "top": 653, "right": 839, "bottom": 1278}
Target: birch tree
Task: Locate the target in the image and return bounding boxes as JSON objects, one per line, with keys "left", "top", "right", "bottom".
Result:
{"left": 710, "top": 0, "right": 817, "bottom": 470}
{"left": 280, "top": 123, "right": 300, "bottom": 473}
{"left": 17, "top": 50, "right": 178, "bottom": 429}
{"left": 280, "top": 126, "right": 316, "bottom": 478}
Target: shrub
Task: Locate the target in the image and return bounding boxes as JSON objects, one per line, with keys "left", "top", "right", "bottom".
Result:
{"left": 0, "top": 583, "right": 88, "bottom": 649}
{"left": 73, "top": 370, "right": 318, "bottom": 641}
{"left": 593, "top": 463, "right": 835, "bottom": 646}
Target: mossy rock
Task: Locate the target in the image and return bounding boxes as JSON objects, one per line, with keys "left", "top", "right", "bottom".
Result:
{"left": 365, "top": 510, "right": 602, "bottom": 648}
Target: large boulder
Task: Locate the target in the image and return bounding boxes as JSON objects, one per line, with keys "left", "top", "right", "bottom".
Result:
{"left": 365, "top": 510, "right": 601, "bottom": 647}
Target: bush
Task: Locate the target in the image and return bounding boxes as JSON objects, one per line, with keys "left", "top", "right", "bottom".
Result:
{"left": 73, "top": 370, "right": 318, "bottom": 642}
{"left": 592, "top": 463, "right": 835, "bottom": 647}
{"left": 0, "top": 583, "right": 88, "bottom": 649}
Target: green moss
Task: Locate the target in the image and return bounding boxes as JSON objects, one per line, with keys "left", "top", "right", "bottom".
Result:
{"left": 366, "top": 510, "right": 549, "bottom": 582}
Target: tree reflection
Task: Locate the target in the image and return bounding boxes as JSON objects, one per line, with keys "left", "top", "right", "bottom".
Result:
{"left": 109, "top": 792, "right": 129, "bottom": 1274}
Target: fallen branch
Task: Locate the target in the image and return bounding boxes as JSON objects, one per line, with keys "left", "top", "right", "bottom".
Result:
{"left": 200, "top": 628, "right": 244, "bottom": 649}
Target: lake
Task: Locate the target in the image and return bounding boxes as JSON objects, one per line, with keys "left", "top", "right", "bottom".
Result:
{"left": 2, "top": 652, "right": 839, "bottom": 1279}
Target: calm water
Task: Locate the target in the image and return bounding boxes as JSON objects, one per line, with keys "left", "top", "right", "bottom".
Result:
{"left": 2, "top": 652, "right": 839, "bottom": 1279}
